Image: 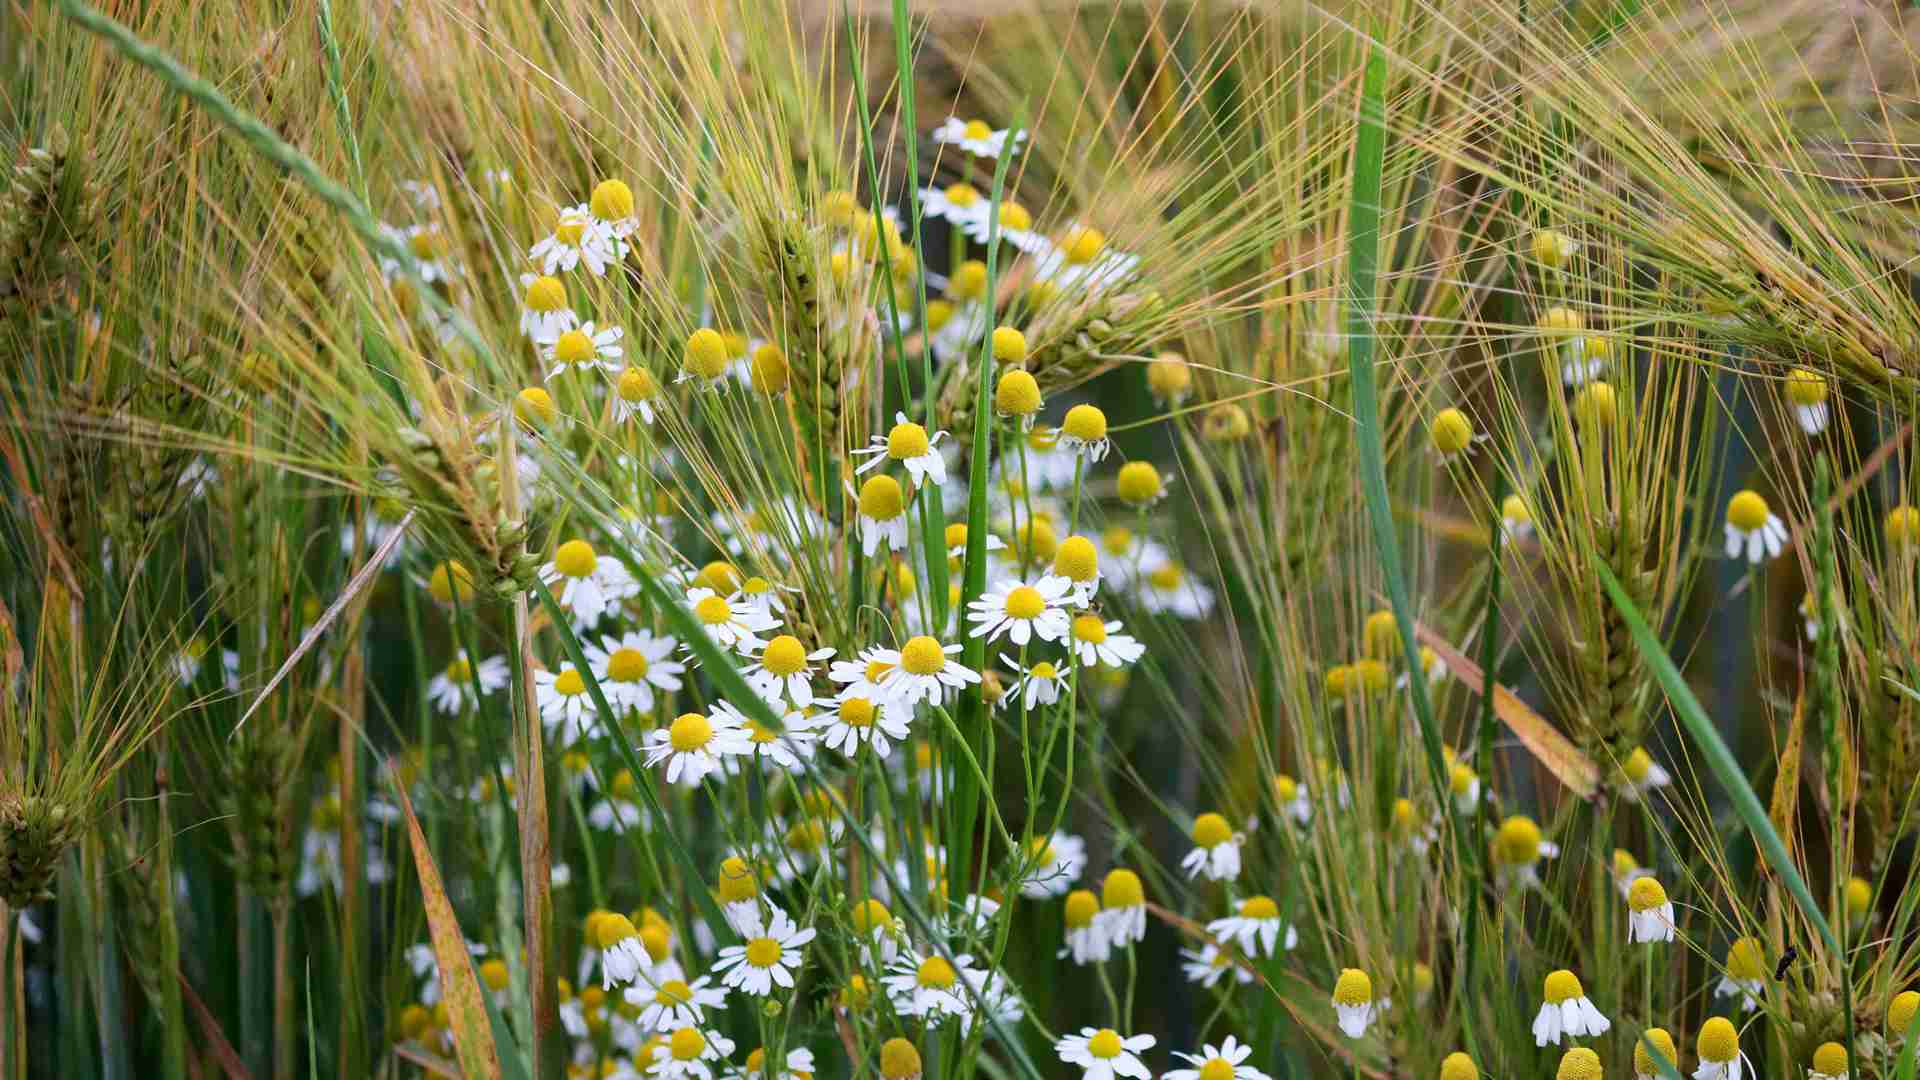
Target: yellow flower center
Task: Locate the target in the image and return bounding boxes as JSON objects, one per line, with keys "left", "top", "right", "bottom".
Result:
{"left": 887, "top": 422, "right": 932, "bottom": 460}
{"left": 1786, "top": 367, "right": 1828, "bottom": 406}
{"left": 1612, "top": 848, "right": 1639, "bottom": 877}
{"left": 444, "top": 656, "right": 473, "bottom": 682}
{"left": 1725, "top": 936, "right": 1765, "bottom": 980}
{"left": 1636, "top": 1029, "right": 1677, "bottom": 1077}
{"left": 524, "top": 275, "right": 567, "bottom": 312}
{"left": 880, "top": 1038, "right": 921, "bottom": 1080}
{"left": 859, "top": 475, "right": 906, "bottom": 521}
{"left": 668, "top": 712, "right": 713, "bottom": 752}
{"left": 591, "top": 179, "right": 635, "bottom": 220}
{"left": 1727, "top": 490, "right": 1772, "bottom": 532}
{"left": 1062, "top": 226, "right": 1106, "bottom": 264}
{"left": 925, "top": 298, "right": 954, "bottom": 331}
{"left": 1199, "top": 1060, "right": 1236, "bottom": 1080}
{"left": 1888, "top": 990, "right": 1919, "bottom": 1037}
{"left": 654, "top": 979, "right": 693, "bottom": 1006}
{"left": 1362, "top": 610, "right": 1400, "bottom": 659}
{"left": 744, "top": 937, "right": 783, "bottom": 968}
{"left": 1063, "top": 404, "right": 1108, "bottom": 443}
{"left": 762, "top": 635, "right": 808, "bottom": 676}
{"left": 1502, "top": 494, "right": 1531, "bottom": 525}
{"left": 1621, "top": 747, "right": 1654, "bottom": 782}
{"left": 1431, "top": 408, "right": 1474, "bottom": 454}
{"left": 1543, "top": 969, "right": 1584, "bottom": 1004}
{"left": 479, "top": 958, "right": 509, "bottom": 990}
{"left": 1495, "top": 815, "right": 1543, "bottom": 865}
{"left": 1086, "top": 1030, "right": 1124, "bottom": 1059}
{"left": 1557, "top": 1049, "right": 1602, "bottom": 1080}
{"left": 670, "top": 1027, "right": 707, "bottom": 1062}
{"left": 1887, "top": 505, "right": 1920, "bottom": 546}
{"left": 1450, "top": 763, "right": 1476, "bottom": 795}
{"left": 750, "top": 344, "right": 788, "bottom": 394}
{"left": 999, "top": 202, "right": 1032, "bottom": 231}
{"left": 1102, "top": 868, "right": 1143, "bottom": 908}
{"left": 1064, "top": 889, "right": 1099, "bottom": 929}
{"left": 592, "top": 913, "right": 638, "bottom": 949}
{"left": 950, "top": 260, "right": 988, "bottom": 300}
{"left": 1539, "top": 306, "right": 1584, "bottom": 334}
{"left": 610, "top": 771, "right": 638, "bottom": 799}
{"left": 963, "top": 119, "right": 993, "bottom": 140}
{"left": 1697, "top": 1017, "right": 1739, "bottom": 1064}
{"left": 916, "top": 956, "right": 957, "bottom": 988}
{"left": 1845, "top": 876, "right": 1871, "bottom": 915}
{"left": 851, "top": 898, "right": 893, "bottom": 932}
{"left": 554, "top": 539, "right": 598, "bottom": 578}
{"left": 695, "top": 595, "right": 733, "bottom": 625}
{"left": 410, "top": 228, "right": 449, "bottom": 259}
{"left": 641, "top": 925, "right": 670, "bottom": 961}
{"left": 554, "top": 218, "right": 586, "bottom": 247}
{"left": 1191, "top": 812, "right": 1233, "bottom": 848}
{"left": 1149, "top": 353, "right": 1192, "bottom": 398}
{"left": 1148, "top": 563, "right": 1184, "bottom": 590}
{"left": 554, "top": 669, "right": 586, "bottom": 697}
{"left": 1103, "top": 526, "right": 1135, "bottom": 554}
{"left": 1812, "top": 1043, "right": 1848, "bottom": 1077}
{"left": 840, "top": 697, "right": 877, "bottom": 729}
{"left": 1574, "top": 382, "right": 1618, "bottom": 427}
{"left": 607, "top": 648, "right": 649, "bottom": 682}
{"left": 683, "top": 328, "right": 729, "bottom": 379}
{"left": 1240, "top": 895, "right": 1279, "bottom": 919}
{"left": 1003, "top": 586, "right": 1047, "bottom": 620}
{"left": 865, "top": 659, "right": 894, "bottom": 683}
{"left": 1116, "top": 462, "right": 1162, "bottom": 504}
{"left": 1333, "top": 968, "right": 1373, "bottom": 1006}
{"left": 899, "top": 636, "right": 946, "bottom": 676}
{"left": 1030, "top": 661, "right": 1059, "bottom": 679}
{"left": 1627, "top": 875, "right": 1668, "bottom": 913}
{"left": 717, "top": 856, "right": 759, "bottom": 902}
{"left": 995, "top": 368, "right": 1041, "bottom": 414}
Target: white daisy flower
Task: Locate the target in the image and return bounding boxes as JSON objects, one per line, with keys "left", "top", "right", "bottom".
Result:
{"left": 518, "top": 273, "right": 576, "bottom": 340}
{"left": 927, "top": 298, "right": 990, "bottom": 364}
{"left": 856, "top": 475, "right": 912, "bottom": 556}
{"left": 644, "top": 708, "right": 755, "bottom": 786}
{"left": 1167, "top": 1036, "right": 1272, "bottom": 1080}
{"left": 854, "top": 412, "right": 949, "bottom": 487}
{"left": 742, "top": 635, "right": 835, "bottom": 709}
{"left": 874, "top": 636, "right": 981, "bottom": 707}
{"left": 1784, "top": 367, "right": 1831, "bottom": 435}
{"left": 624, "top": 971, "right": 727, "bottom": 1033}
{"left": 586, "top": 771, "right": 651, "bottom": 833}
{"left": 1626, "top": 876, "right": 1676, "bottom": 944}
{"left": 1138, "top": 559, "right": 1216, "bottom": 619}
{"left": 712, "top": 907, "right": 815, "bottom": 996}
{"left": 529, "top": 204, "right": 624, "bottom": 277}
{"left": 1096, "top": 870, "right": 1147, "bottom": 948}
{"left": 1332, "top": 969, "right": 1380, "bottom": 1038}
{"left": 1182, "top": 944, "right": 1255, "bottom": 988}
{"left": 726, "top": 703, "right": 818, "bottom": 775}
{"left": 539, "top": 539, "right": 638, "bottom": 630}
{"left": 590, "top": 914, "right": 653, "bottom": 988}
{"left": 932, "top": 117, "right": 1026, "bottom": 160}
{"left": 1532, "top": 970, "right": 1611, "bottom": 1046}
{"left": 732, "top": 1047, "right": 817, "bottom": 1080}
{"left": 654, "top": 1027, "right": 736, "bottom": 1080}
{"left": 820, "top": 693, "right": 911, "bottom": 759}
{"left": 542, "top": 321, "right": 625, "bottom": 378}
{"left": 586, "top": 630, "right": 685, "bottom": 715}
{"left": 1180, "top": 813, "right": 1244, "bottom": 882}
{"left": 590, "top": 179, "right": 641, "bottom": 239}
{"left": 612, "top": 365, "right": 663, "bottom": 424}
{"left": 1492, "top": 815, "right": 1560, "bottom": 887}
{"left": 1030, "top": 232, "right": 1140, "bottom": 294}
{"left": 1207, "top": 895, "right": 1294, "bottom": 958}
{"left": 1694, "top": 1019, "right": 1751, "bottom": 1080}
{"left": 1561, "top": 336, "right": 1612, "bottom": 387}
{"left": 427, "top": 651, "right": 508, "bottom": 715}
{"left": 1723, "top": 490, "right": 1788, "bottom": 564}
{"left": 1617, "top": 746, "right": 1673, "bottom": 802}
{"left": 967, "top": 576, "right": 1074, "bottom": 646}
{"left": 534, "top": 665, "right": 598, "bottom": 744}
{"left": 1715, "top": 937, "right": 1767, "bottom": 1011}
{"left": 921, "top": 181, "right": 988, "bottom": 225}
{"left": 1066, "top": 614, "right": 1144, "bottom": 669}
{"left": 684, "top": 587, "right": 780, "bottom": 654}
{"left": 883, "top": 950, "right": 983, "bottom": 1026}
{"left": 1270, "top": 773, "right": 1313, "bottom": 825}
{"left": 1060, "top": 890, "right": 1111, "bottom": 965}
{"left": 1017, "top": 832, "right": 1086, "bottom": 899}
{"left": 1055, "top": 1027, "right": 1154, "bottom": 1080}
{"left": 1502, "top": 494, "right": 1535, "bottom": 540}
{"left": 827, "top": 648, "right": 901, "bottom": 702}
{"left": 1001, "top": 656, "right": 1068, "bottom": 711}
{"left": 1056, "top": 404, "right": 1112, "bottom": 463}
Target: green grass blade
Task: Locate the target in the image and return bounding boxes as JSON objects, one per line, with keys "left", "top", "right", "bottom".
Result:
{"left": 1595, "top": 561, "right": 1842, "bottom": 955}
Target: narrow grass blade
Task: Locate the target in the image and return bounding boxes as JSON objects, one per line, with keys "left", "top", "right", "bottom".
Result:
{"left": 1595, "top": 561, "right": 1841, "bottom": 955}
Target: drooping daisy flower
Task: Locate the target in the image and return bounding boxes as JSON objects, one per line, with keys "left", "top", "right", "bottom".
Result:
{"left": 968, "top": 576, "right": 1074, "bottom": 646}
{"left": 1060, "top": 890, "right": 1110, "bottom": 966}
{"left": 613, "top": 366, "right": 662, "bottom": 424}
{"left": 1559, "top": 1049, "right": 1604, "bottom": 1080}
{"left": 856, "top": 474, "right": 911, "bottom": 556}
{"left": 1138, "top": 559, "right": 1217, "bottom": 619}
{"left": 1182, "top": 944, "right": 1255, "bottom": 988}
{"left": 1017, "top": 832, "right": 1087, "bottom": 898}
{"left": 1166, "top": 1036, "right": 1272, "bottom": 1080}
{"left": 1695, "top": 1017, "right": 1750, "bottom": 1080}
{"left": 1502, "top": 494, "right": 1535, "bottom": 540}
{"left": 735, "top": 1047, "right": 818, "bottom": 1080}
{"left": 586, "top": 630, "right": 685, "bottom": 715}
{"left": 820, "top": 693, "right": 911, "bottom": 759}
{"left": 1032, "top": 227, "right": 1140, "bottom": 293}
{"left": 534, "top": 665, "right": 597, "bottom": 743}
{"left": 1332, "top": 969, "right": 1379, "bottom": 1038}
{"left": 1617, "top": 746, "right": 1673, "bottom": 801}
{"left": 1271, "top": 773, "right": 1313, "bottom": 825}
{"left": 1782, "top": 367, "right": 1831, "bottom": 435}
{"left": 1724, "top": 490, "right": 1788, "bottom": 564}
{"left": 655, "top": 1027, "right": 736, "bottom": 1080}
{"left": 1611, "top": 848, "right": 1653, "bottom": 898}
{"left": 1561, "top": 336, "right": 1612, "bottom": 387}
{"left": 1057, "top": 404, "right": 1111, "bottom": 463}
{"left": 1001, "top": 656, "right": 1068, "bottom": 711}
{"left": 1715, "top": 936, "right": 1767, "bottom": 1011}
{"left": 1492, "top": 814, "right": 1560, "bottom": 886}
{"left": 540, "top": 539, "right": 638, "bottom": 629}
{"left": 883, "top": 951, "right": 982, "bottom": 1026}
{"left": 995, "top": 365, "right": 1043, "bottom": 427}
{"left": 1808, "top": 1042, "right": 1849, "bottom": 1080}
{"left": 591, "top": 913, "right": 653, "bottom": 988}
{"left": 933, "top": 116, "right": 1027, "bottom": 159}
{"left": 590, "top": 179, "right": 640, "bottom": 237}
{"left": 1056, "top": 1028, "right": 1154, "bottom": 1080}
{"left": 644, "top": 710, "right": 754, "bottom": 786}
{"left": 427, "top": 650, "right": 508, "bottom": 715}
{"left": 624, "top": 971, "right": 728, "bottom": 1033}
{"left": 542, "top": 321, "right": 624, "bottom": 378}
{"left": 1532, "top": 969, "right": 1611, "bottom": 1046}
{"left": 712, "top": 906, "right": 815, "bottom": 996}
{"left": 1181, "top": 812, "right": 1243, "bottom": 881}
{"left": 740, "top": 635, "right": 835, "bottom": 709}
{"left": 684, "top": 587, "right": 780, "bottom": 654}
{"left": 1635, "top": 1028, "right": 1680, "bottom": 1080}
{"left": 1626, "top": 876, "right": 1676, "bottom": 943}
{"left": 1208, "top": 895, "right": 1295, "bottom": 958}
{"left": 1098, "top": 869, "right": 1147, "bottom": 948}
{"left": 518, "top": 273, "right": 576, "bottom": 340}
{"left": 874, "top": 636, "right": 981, "bottom": 707}
{"left": 846, "top": 898, "right": 904, "bottom": 968}
{"left": 1449, "top": 762, "right": 1481, "bottom": 815}
{"left": 679, "top": 328, "right": 732, "bottom": 387}
{"left": 855, "top": 412, "right": 949, "bottom": 486}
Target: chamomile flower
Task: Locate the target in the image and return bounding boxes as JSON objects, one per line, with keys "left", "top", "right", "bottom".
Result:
{"left": 585, "top": 630, "right": 684, "bottom": 715}
{"left": 1492, "top": 815, "right": 1560, "bottom": 886}
{"left": 995, "top": 366, "right": 1043, "bottom": 426}
{"left": 1560, "top": 1049, "right": 1604, "bottom": 1080}
{"left": 856, "top": 475, "right": 911, "bottom": 555}
{"left": 1724, "top": 490, "right": 1788, "bottom": 564}
{"left": 679, "top": 328, "right": 732, "bottom": 387}
{"left": 968, "top": 576, "right": 1074, "bottom": 645}
{"left": 1561, "top": 336, "right": 1612, "bottom": 387}
{"left": 1182, "top": 944, "right": 1255, "bottom": 987}
{"left": 742, "top": 635, "right": 835, "bottom": 709}
{"left": 1139, "top": 559, "right": 1217, "bottom": 619}
{"left": 590, "top": 913, "right": 653, "bottom": 988}
{"left": 518, "top": 274, "right": 576, "bottom": 340}
{"left": 1032, "top": 228, "right": 1139, "bottom": 292}
{"left": 933, "top": 116, "right": 1027, "bottom": 159}
{"left": 1617, "top": 746, "right": 1673, "bottom": 801}
{"left": 927, "top": 297, "right": 989, "bottom": 362}
{"left": 883, "top": 951, "right": 982, "bottom": 1026}
{"left": 1181, "top": 812, "right": 1244, "bottom": 881}
{"left": 530, "top": 205, "right": 623, "bottom": 276}
{"left": 820, "top": 693, "right": 911, "bottom": 758}
{"left": 1060, "top": 614, "right": 1141, "bottom": 671}
{"left": 1332, "top": 969, "right": 1379, "bottom": 1038}
{"left": 540, "top": 539, "right": 638, "bottom": 629}
{"left": 1716, "top": 937, "right": 1767, "bottom": 1010}
{"left": 1531, "top": 228, "right": 1580, "bottom": 267}
{"left": 1808, "top": 1042, "right": 1849, "bottom": 1080}
{"left": 1096, "top": 869, "right": 1147, "bottom": 948}
{"left": 427, "top": 650, "right": 508, "bottom": 715}
{"left": 1449, "top": 762, "right": 1481, "bottom": 815}
{"left": 1695, "top": 1017, "right": 1750, "bottom": 1080}
{"left": 735, "top": 1047, "right": 817, "bottom": 1080}
{"left": 1057, "top": 1028, "right": 1154, "bottom": 1080}
{"left": 878, "top": 1038, "right": 923, "bottom": 1080}
{"left": 644, "top": 710, "right": 754, "bottom": 786}
{"left": 1430, "top": 408, "right": 1477, "bottom": 461}
{"left": 827, "top": 648, "right": 899, "bottom": 701}
{"left": 1783, "top": 367, "right": 1831, "bottom": 435}
{"left": 1532, "top": 970, "right": 1611, "bottom": 1045}
{"left": 874, "top": 635, "right": 980, "bottom": 706}
{"left": 1060, "top": 890, "right": 1111, "bottom": 965}
{"left": 1208, "top": 895, "right": 1295, "bottom": 958}
{"left": 624, "top": 971, "right": 728, "bottom": 1033}
{"left": 922, "top": 181, "right": 986, "bottom": 225}
{"left": 613, "top": 366, "right": 663, "bottom": 424}
{"left": 735, "top": 706, "right": 819, "bottom": 774}
{"left": 1886, "top": 990, "right": 1918, "bottom": 1039}
{"left": 712, "top": 906, "right": 815, "bottom": 996}
{"left": 847, "top": 898, "right": 905, "bottom": 968}
{"left": 1502, "top": 494, "right": 1535, "bottom": 539}
{"left": 656, "top": 1027, "right": 735, "bottom": 1080}
{"left": 1057, "top": 404, "right": 1112, "bottom": 463}
{"left": 964, "top": 200, "right": 1050, "bottom": 253}
{"left": 1635, "top": 1028, "right": 1680, "bottom": 1080}
{"left": 1626, "top": 876, "right": 1676, "bottom": 943}
{"left": 855, "top": 412, "right": 949, "bottom": 486}
{"left": 590, "top": 179, "right": 640, "bottom": 237}
{"left": 1002, "top": 656, "right": 1069, "bottom": 711}
{"left": 1271, "top": 773, "right": 1313, "bottom": 825}
{"left": 1167, "top": 1037, "right": 1272, "bottom": 1080}
{"left": 684, "top": 587, "right": 780, "bottom": 654}
{"left": 1018, "top": 832, "right": 1087, "bottom": 898}
{"left": 535, "top": 665, "right": 597, "bottom": 743}
{"left": 542, "top": 321, "right": 624, "bottom": 378}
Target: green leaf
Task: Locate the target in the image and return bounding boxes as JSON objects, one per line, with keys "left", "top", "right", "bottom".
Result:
{"left": 1594, "top": 561, "right": 1842, "bottom": 956}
